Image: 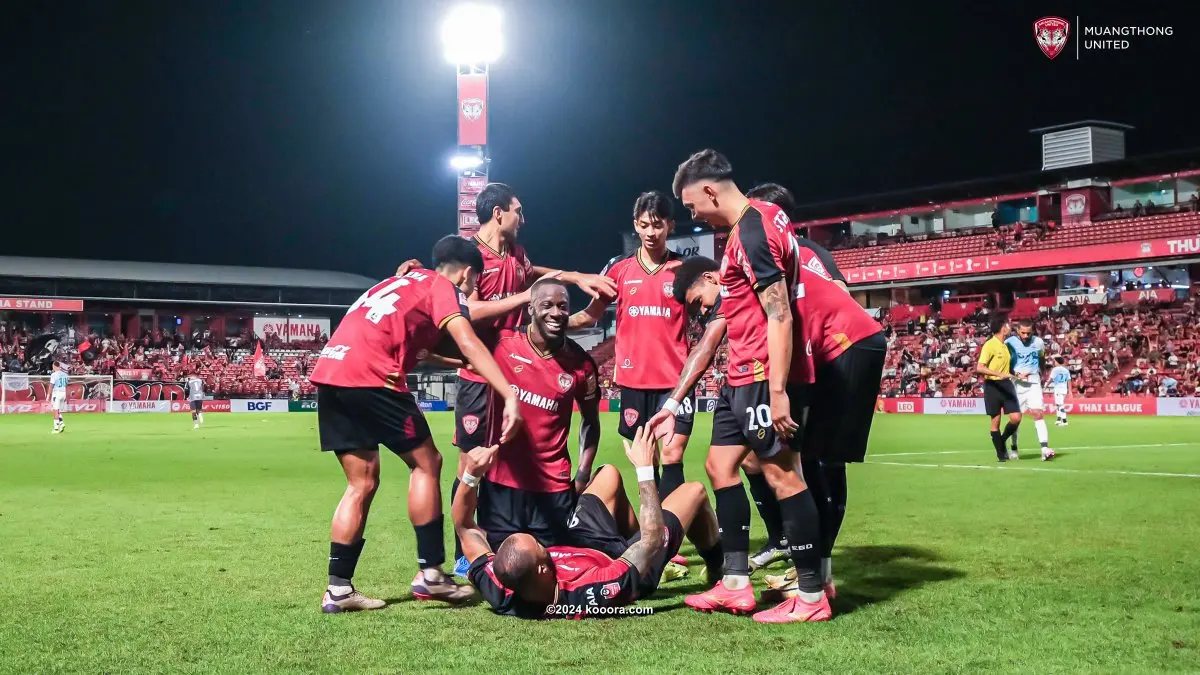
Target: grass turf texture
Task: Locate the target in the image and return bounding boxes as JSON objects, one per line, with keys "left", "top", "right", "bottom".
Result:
{"left": 2, "top": 412, "right": 1199, "bottom": 673}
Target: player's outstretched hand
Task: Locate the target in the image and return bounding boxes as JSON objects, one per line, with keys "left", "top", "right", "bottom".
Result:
{"left": 769, "top": 389, "right": 800, "bottom": 440}
{"left": 646, "top": 408, "right": 676, "bottom": 446}
{"left": 462, "top": 444, "right": 499, "bottom": 477}
{"left": 498, "top": 396, "right": 523, "bottom": 444}
{"left": 622, "top": 425, "right": 656, "bottom": 469}
{"left": 395, "top": 259, "right": 423, "bottom": 276}
{"left": 572, "top": 272, "right": 618, "bottom": 301}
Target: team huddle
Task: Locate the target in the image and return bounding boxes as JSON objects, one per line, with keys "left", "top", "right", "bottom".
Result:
{"left": 308, "top": 149, "right": 887, "bottom": 624}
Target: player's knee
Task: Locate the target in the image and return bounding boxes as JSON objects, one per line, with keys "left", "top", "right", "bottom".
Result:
{"left": 677, "top": 481, "right": 707, "bottom": 508}
{"left": 704, "top": 451, "right": 740, "bottom": 485}
{"left": 661, "top": 442, "right": 685, "bottom": 465}
{"left": 595, "top": 463, "right": 622, "bottom": 488}
{"left": 741, "top": 453, "right": 762, "bottom": 474}
{"left": 348, "top": 472, "right": 380, "bottom": 495}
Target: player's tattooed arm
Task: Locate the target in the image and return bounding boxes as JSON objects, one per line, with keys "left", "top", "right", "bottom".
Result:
{"left": 756, "top": 279, "right": 798, "bottom": 436}
{"left": 618, "top": 427, "right": 666, "bottom": 577}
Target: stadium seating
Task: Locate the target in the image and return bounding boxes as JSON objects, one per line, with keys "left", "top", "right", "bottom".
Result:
{"left": 830, "top": 211, "right": 1200, "bottom": 271}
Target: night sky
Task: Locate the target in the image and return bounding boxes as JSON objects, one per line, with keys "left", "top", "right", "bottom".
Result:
{"left": 4, "top": 0, "right": 1194, "bottom": 281}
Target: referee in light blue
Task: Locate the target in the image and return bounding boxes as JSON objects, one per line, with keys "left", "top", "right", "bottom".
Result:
{"left": 1004, "top": 319, "right": 1055, "bottom": 461}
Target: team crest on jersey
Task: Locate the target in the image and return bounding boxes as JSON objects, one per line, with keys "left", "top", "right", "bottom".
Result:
{"left": 804, "top": 256, "right": 833, "bottom": 281}
{"left": 601, "top": 582, "right": 621, "bottom": 598}
{"left": 623, "top": 408, "right": 639, "bottom": 428}
{"left": 662, "top": 282, "right": 673, "bottom": 297}
{"left": 462, "top": 415, "right": 480, "bottom": 435}
{"left": 514, "top": 365, "right": 524, "bottom": 374}
{"left": 558, "top": 373, "right": 574, "bottom": 392}
{"left": 629, "top": 286, "right": 637, "bottom": 295}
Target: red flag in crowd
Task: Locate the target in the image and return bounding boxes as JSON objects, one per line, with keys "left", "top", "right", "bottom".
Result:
{"left": 252, "top": 341, "right": 266, "bottom": 377}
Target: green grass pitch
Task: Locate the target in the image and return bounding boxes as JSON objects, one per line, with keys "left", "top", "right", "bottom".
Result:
{"left": 2, "top": 412, "right": 1199, "bottom": 673}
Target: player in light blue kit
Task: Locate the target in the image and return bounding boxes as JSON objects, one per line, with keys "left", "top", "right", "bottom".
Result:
{"left": 50, "top": 362, "right": 69, "bottom": 434}
{"left": 1004, "top": 319, "right": 1055, "bottom": 461}
{"left": 1049, "top": 356, "right": 1072, "bottom": 426}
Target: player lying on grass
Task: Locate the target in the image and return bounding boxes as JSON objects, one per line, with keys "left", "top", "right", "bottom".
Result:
{"left": 453, "top": 426, "right": 726, "bottom": 619}
{"left": 310, "top": 235, "right": 523, "bottom": 613}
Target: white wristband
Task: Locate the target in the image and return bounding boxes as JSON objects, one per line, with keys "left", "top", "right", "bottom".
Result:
{"left": 662, "top": 398, "right": 681, "bottom": 416}
{"left": 460, "top": 473, "right": 481, "bottom": 489}
{"left": 635, "top": 466, "right": 655, "bottom": 483}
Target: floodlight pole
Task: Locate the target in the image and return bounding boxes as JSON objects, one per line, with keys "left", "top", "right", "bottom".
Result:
{"left": 455, "top": 61, "right": 490, "bottom": 237}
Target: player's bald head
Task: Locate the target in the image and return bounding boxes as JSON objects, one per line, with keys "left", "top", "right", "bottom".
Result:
{"left": 531, "top": 276, "right": 568, "bottom": 301}
{"left": 494, "top": 533, "right": 554, "bottom": 603}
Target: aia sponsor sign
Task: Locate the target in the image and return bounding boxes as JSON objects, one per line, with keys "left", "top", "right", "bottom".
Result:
{"left": 114, "top": 380, "right": 187, "bottom": 401}
{"left": 1120, "top": 288, "right": 1175, "bottom": 305}
{"left": 0, "top": 296, "right": 84, "bottom": 312}
{"left": 1034, "top": 17, "right": 1070, "bottom": 59}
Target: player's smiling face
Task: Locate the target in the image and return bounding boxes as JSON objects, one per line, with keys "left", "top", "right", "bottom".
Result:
{"left": 531, "top": 283, "right": 570, "bottom": 340}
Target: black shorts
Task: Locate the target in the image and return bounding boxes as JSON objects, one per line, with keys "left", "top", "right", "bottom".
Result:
{"left": 566, "top": 493, "right": 685, "bottom": 598}
{"left": 190, "top": 399, "right": 203, "bottom": 412}
{"left": 711, "top": 381, "right": 808, "bottom": 458}
{"left": 454, "top": 378, "right": 492, "bottom": 451}
{"left": 316, "top": 385, "right": 431, "bottom": 455}
{"left": 984, "top": 379, "right": 1020, "bottom": 417}
{"left": 477, "top": 480, "right": 577, "bottom": 550}
{"left": 803, "top": 332, "right": 887, "bottom": 463}
{"left": 617, "top": 388, "right": 694, "bottom": 440}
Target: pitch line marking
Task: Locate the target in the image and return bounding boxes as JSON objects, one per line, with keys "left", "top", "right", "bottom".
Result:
{"left": 873, "top": 442, "right": 1197, "bottom": 458}
{"left": 866, "top": 460, "right": 1200, "bottom": 479}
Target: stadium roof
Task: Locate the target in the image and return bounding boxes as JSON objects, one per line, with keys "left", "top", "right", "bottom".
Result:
{"left": 0, "top": 256, "right": 376, "bottom": 290}
{"left": 793, "top": 146, "right": 1200, "bottom": 225}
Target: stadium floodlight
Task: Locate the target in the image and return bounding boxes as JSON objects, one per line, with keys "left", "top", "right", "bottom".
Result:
{"left": 441, "top": 4, "right": 503, "bottom": 65}
{"left": 450, "top": 153, "right": 485, "bottom": 171}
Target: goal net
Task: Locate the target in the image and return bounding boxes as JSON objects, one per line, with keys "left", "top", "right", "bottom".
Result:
{"left": 1, "top": 373, "right": 114, "bottom": 414}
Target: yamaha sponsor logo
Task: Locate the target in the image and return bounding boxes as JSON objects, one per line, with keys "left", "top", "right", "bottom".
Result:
{"left": 510, "top": 385, "right": 560, "bottom": 412}
{"left": 628, "top": 305, "right": 672, "bottom": 318}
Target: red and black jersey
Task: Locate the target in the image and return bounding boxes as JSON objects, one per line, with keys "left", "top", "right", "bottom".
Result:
{"left": 459, "top": 236, "right": 535, "bottom": 384}
{"left": 795, "top": 247, "right": 882, "bottom": 365}
{"left": 717, "top": 199, "right": 814, "bottom": 387}
{"left": 601, "top": 249, "right": 687, "bottom": 390}
{"left": 310, "top": 271, "right": 468, "bottom": 391}
{"left": 469, "top": 547, "right": 639, "bottom": 619}
{"left": 487, "top": 329, "right": 599, "bottom": 493}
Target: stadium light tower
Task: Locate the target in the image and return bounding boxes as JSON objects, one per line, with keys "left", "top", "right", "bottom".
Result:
{"left": 442, "top": 3, "right": 502, "bottom": 237}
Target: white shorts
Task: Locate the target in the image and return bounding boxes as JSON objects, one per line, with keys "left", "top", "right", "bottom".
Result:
{"left": 1053, "top": 390, "right": 1066, "bottom": 408}
{"left": 1014, "top": 379, "right": 1044, "bottom": 412}
{"left": 50, "top": 392, "right": 67, "bottom": 412}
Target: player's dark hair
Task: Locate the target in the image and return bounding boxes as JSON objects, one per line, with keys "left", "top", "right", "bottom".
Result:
{"left": 1055, "top": 355, "right": 1065, "bottom": 365}
{"left": 989, "top": 313, "right": 1010, "bottom": 335}
{"left": 633, "top": 190, "right": 673, "bottom": 222}
{"left": 1018, "top": 318, "right": 1034, "bottom": 329}
{"left": 671, "top": 256, "right": 721, "bottom": 305}
{"left": 432, "top": 235, "right": 485, "bottom": 275}
{"left": 493, "top": 536, "right": 539, "bottom": 592}
{"left": 746, "top": 182, "right": 798, "bottom": 221}
{"left": 671, "top": 149, "right": 733, "bottom": 198}
{"left": 475, "top": 182, "right": 518, "bottom": 225}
